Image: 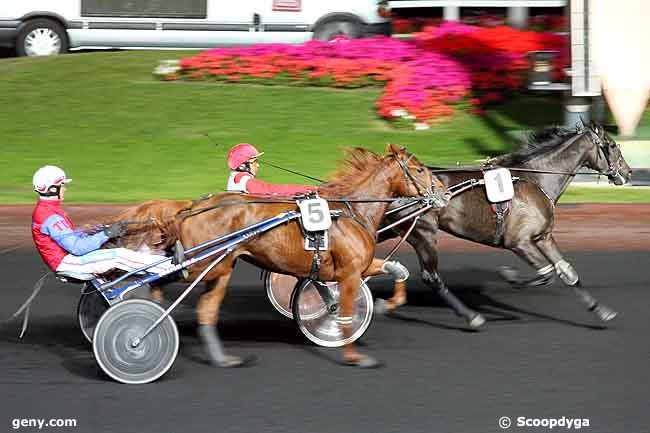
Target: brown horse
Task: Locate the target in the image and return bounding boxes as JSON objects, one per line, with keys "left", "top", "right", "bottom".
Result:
{"left": 105, "top": 199, "right": 193, "bottom": 302}
{"left": 168, "top": 144, "right": 433, "bottom": 368}
{"left": 382, "top": 122, "right": 632, "bottom": 326}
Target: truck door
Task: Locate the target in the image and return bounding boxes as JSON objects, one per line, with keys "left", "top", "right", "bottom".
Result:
{"left": 71, "top": 0, "right": 261, "bottom": 48}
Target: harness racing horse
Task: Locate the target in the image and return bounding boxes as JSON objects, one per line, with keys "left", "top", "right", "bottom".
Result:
{"left": 166, "top": 144, "right": 434, "bottom": 368}
{"left": 382, "top": 122, "right": 632, "bottom": 326}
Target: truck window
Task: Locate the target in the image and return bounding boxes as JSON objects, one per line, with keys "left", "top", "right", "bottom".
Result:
{"left": 81, "top": 0, "right": 208, "bottom": 18}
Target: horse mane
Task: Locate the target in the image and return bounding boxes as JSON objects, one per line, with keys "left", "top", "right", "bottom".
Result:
{"left": 318, "top": 147, "right": 384, "bottom": 196}
{"left": 494, "top": 126, "right": 580, "bottom": 166}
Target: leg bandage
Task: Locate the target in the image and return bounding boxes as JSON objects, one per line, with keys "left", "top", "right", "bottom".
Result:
{"left": 537, "top": 265, "right": 554, "bottom": 276}
{"left": 336, "top": 316, "right": 353, "bottom": 326}
{"left": 381, "top": 261, "right": 410, "bottom": 283}
{"left": 554, "top": 259, "right": 579, "bottom": 286}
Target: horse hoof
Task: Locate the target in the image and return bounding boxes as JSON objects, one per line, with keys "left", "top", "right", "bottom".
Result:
{"left": 344, "top": 356, "right": 382, "bottom": 369}
{"left": 594, "top": 305, "right": 617, "bottom": 322}
{"left": 374, "top": 298, "right": 389, "bottom": 315}
{"left": 215, "top": 355, "right": 245, "bottom": 368}
{"left": 468, "top": 313, "right": 486, "bottom": 329}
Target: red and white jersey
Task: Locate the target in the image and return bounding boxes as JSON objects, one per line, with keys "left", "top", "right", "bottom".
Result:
{"left": 226, "top": 171, "right": 314, "bottom": 196}
{"left": 227, "top": 171, "right": 253, "bottom": 193}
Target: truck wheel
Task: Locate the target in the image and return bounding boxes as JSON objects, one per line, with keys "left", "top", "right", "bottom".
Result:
{"left": 16, "top": 18, "right": 68, "bottom": 57}
{"left": 313, "top": 20, "right": 361, "bottom": 41}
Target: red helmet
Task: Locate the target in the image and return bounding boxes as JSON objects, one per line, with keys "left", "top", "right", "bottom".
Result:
{"left": 227, "top": 143, "right": 264, "bottom": 170}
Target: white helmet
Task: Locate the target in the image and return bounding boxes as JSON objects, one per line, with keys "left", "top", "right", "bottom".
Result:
{"left": 32, "top": 165, "right": 72, "bottom": 195}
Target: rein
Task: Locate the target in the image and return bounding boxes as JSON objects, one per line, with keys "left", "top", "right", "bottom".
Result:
{"left": 263, "top": 161, "right": 325, "bottom": 183}
{"left": 428, "top": 166, "right": 607, "bottom": 176}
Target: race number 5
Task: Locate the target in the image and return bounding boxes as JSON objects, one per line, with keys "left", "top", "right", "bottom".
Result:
{"left": 298, "top": 198, "right": 332, "bottom": 232}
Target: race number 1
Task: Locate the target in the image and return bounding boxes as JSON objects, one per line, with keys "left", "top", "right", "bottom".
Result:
{"left": 298, "top": 198, "right": 332, "bottom": 232}
{"left": 483, "top": 168, "right": 514, "bottom": 202}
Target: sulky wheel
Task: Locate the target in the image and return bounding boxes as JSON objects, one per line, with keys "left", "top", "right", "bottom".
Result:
{"left": 77, "top": 285, "right": 110, "bottom": 343}
{"left": 92, "top": 299, "right": 179, "bottom": 385}
{"left": 77, "top": 282, "right": 151, "bottom": 343}
{"left": 291, "top": 279, "right": 373, "bottom": 348}
{"left": 265, "top": 271, "right": 298, "bottom": 318}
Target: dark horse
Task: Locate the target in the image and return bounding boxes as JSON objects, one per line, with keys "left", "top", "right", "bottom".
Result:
{"left": 382, "top": 122, "right": 632, "bottom": 327}
{"left": 115, "top": 145, "right": 434, "bottom": 367}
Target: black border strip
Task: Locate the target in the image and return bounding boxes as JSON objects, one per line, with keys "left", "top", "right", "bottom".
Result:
{"left": 89, "top": 22, "right": 156, "bottom": 30}
{"left": 264, "top": 24, "right": 309, "bottom": 32}
{"left": 0, "top": 20, "right": 20, "bottom": 29}
{"left": 162, "top": 23, "right": 249, "bottom": 31}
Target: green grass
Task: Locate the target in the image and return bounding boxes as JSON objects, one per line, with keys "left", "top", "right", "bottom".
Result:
{"left": 560, "top": 186, "right": 650, "bottom": 203}
{"left": 0, "top": 50, "right": 648, "bottom": 204}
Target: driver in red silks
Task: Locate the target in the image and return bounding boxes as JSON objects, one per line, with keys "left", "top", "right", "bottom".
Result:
{"left": 225, "top": 143, "right": 315, "bottom": 196}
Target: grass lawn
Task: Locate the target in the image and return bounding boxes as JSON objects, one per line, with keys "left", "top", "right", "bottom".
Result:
{"left": 0, "top": 50, "right": 648, "bottom": 204}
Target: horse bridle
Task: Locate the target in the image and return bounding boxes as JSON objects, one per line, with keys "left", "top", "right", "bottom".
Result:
{"left": 587, "top": 129, "right": 626, "bottom": 183}
{"left": 394, "top": 153, "right": 435, "bottom": 198}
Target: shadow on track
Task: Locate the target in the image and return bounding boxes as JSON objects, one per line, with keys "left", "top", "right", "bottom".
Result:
{"left": 377, "top": 267, "right": 610, "bottom": 330}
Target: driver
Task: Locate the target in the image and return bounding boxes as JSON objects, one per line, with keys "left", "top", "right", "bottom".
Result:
{"left": 226, "top": 143, "right": 315, "bottom": 195}
{"left": 31, "top": 165, "right": 180, "bottom": 279}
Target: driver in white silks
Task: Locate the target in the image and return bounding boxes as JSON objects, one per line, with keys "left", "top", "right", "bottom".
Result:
{"left": 31, "top": 165, "right": 179, "bottom": 280}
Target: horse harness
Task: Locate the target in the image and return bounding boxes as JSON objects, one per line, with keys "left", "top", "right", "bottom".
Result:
{"left": 444, "top": 172, "right": 521, "bottom": 246}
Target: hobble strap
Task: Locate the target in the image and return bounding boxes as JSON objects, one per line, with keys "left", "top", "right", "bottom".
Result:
{"left": 309, "top": 232, "right": 324, "bottom": 281}
{"left": 491, "top": 201, "right": 511, "bottom": 246}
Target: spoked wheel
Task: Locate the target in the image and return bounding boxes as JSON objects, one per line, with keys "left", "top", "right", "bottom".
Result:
{"left": 93, "top": 299, "right": 179, "bottom": 385}
{"left": 265, "top": 271, "right": 298, "bottom": 318}
{"left": 291, "top": 279, "right": 373, "bottom": 347}
{"left": 77, "top": 285, "right": 110, "bottom": 343}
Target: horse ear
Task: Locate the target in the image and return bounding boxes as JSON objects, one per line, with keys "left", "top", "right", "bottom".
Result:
{"left": 591, "top": 121, "right": 603, "bottom": 136}
{"left": 384, "top": 143, "right": 399, "bottom": 155}
{"left": 385, "top": 143, "right": 404, "bottom": 155}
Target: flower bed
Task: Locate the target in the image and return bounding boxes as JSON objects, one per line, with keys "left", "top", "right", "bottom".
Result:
{"left": 166, "top": 23, "right": 567, "bottom": 127}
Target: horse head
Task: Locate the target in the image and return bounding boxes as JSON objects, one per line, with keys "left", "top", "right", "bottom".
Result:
{"left": 583, "top": 122, "right": 632, "bottom": 185}
{"left": 384, "top": 143, "right": 434, "bottom": 198}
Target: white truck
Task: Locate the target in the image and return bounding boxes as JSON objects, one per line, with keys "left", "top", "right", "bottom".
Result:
{"left": 0, "top": 0, "right": 391, "bottom": 56}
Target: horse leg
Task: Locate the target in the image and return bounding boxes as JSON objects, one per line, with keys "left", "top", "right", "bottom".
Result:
{"left": 399, "top": 227, "right": 485, "bottom": 328}
{"left": 150, "top": 284, "right": 165, "bottom": 304}
{"left": 338, "top": 273, "right": 380, "bottom": 368}
{"left": 196, "top": 273, "right": 244, "bottom": 367}
{"left": 536, "top": 235, "right": 617, "bottom": 322}
{"left": 500, "top": 239, "right": 555, "bottom": 288}
{"left": 363, "top": 258, "right": 408, "bottom": 311}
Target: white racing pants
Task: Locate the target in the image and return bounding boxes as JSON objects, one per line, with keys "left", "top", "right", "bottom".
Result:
{"left": 56, "top": 248, "right": 175, "bottom": 277}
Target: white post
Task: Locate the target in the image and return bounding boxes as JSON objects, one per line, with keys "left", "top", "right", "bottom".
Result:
{"left": 508, "top": 6, "right": 528, "bottom": 29}
{"left": 443, "top": 6, "right": 460, "bottom": 21}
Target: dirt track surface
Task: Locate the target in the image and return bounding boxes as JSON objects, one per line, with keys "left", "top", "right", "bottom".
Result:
{"left": 2, "top": 203, "right": 649, "bottom": 252}
{"left": 1, "top": 250, "right": 649, "bottom": 433}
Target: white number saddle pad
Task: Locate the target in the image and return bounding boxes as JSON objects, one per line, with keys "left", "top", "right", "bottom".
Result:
{"left": 483, "top": 168, "right": 514, "bottom": 203}
{"left": 298, "top": 198, "right": 332, "bottom": 232}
